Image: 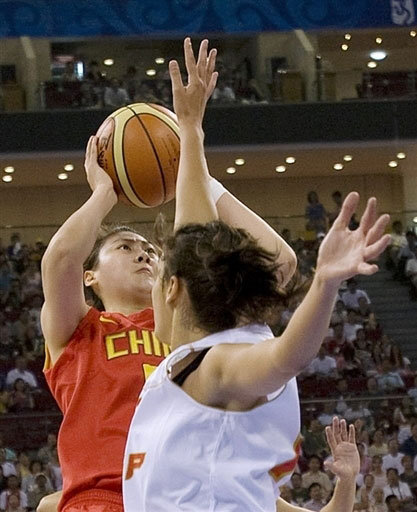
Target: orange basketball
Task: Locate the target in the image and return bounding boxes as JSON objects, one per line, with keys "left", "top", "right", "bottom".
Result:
{"left": 96, "top": 103, "right": 180, "bottom": 208}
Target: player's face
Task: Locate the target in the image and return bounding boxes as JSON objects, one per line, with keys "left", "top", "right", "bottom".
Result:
{"left": 86, "top": 232, "right": 158, "bottom": 309}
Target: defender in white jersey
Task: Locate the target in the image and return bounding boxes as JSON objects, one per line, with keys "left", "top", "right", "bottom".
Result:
{"left": 123, "top": 38, "right": 392, "bottom": 512}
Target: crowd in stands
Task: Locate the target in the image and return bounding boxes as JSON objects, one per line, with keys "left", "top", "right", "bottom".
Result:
{"left": 45, "top": 58, "right": 267, "bottom": 109}
{"left": 0, "top": 205, "right": 417, "bottom": 510}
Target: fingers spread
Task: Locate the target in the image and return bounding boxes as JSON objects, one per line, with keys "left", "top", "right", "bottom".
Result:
{"left": 348, "top": 424, "right": 356, "bottom": 444}
{"left": 333, "top": 192, "right": 360, "bottom": 230}
{"left": 340, "top": 419, "right": 348, "bottom": 442}
{"left": 184, "top": 37, "right": 197, "bottom": 82}
{"left": 206, "top": 48, "right": 217, "bottom": 85}
{"left": 359, "top": 197, "right": 377, "bottom": 236}
{"left": 196, "top": 39, "right": 208, "bottom": 81}
{"left": 365, "top": 214, "right": 390, "bottom": 246}
{"left": 325, "top": 425, "right": 336, "bottom": 453}
{"left": 206, "top": 71, "right": 219, "bottom": 99}
{"left": 169, "top": 60, "right": 184, "bottom": 90}
{"left": 364, "top": 234, "right": 392, "bottom": 262}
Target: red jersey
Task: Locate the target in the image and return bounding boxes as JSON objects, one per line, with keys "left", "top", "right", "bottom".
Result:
{"left": 44, "top": 307, "right": 168, "bottom": 510}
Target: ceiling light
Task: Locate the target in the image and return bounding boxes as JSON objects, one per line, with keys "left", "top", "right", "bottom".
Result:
{"left": 397, "top": 152, "right": 406, "bottom": 159}
{"left": 2, "top": 175, "right": 12, "bottom": 183}
{"left": 275, "top": 166, "right": 287, "bottom": 173}
{"left": 410, "top": 30, "right": 417, "bottom": 37}
{"left": 375, "top": 37, "right": 383, "bottom": 44}
{"left": 146, "top": 69, "right": 156, "bottom": 77}
{"left": 58, "top": 172, "right": 69, "bottom": 180}
{"left": 367, "top": 61, "right": 378, "bottom": 68}
{"left": 234, "top": 158, "right": 245, "bottom": 166}
{"left": 388, "top": 160, "right": 398, "bottom": 168}
{"left": 344, "top": 33, "right": 352, "bottom": 40}
{"left": 103, "top": 59, "right": 114, "bottom": 66}
{"left": 333, "top": 163, "right": 344, "bottom": 171}
{"left": 4, "top": 166, "right": 15, "bottom": 173}
{"left": 285, "top": 156, "right": 296, "bottom": 164}
{"left": 369, "top": 50, "right": 387, "bottom": 60}
{"left": 64, "top": 164, "right": 74, "bottom": 171}
{"left": 226, "top": 167, "right": 236, "bottom": 174}
{"left": 414, "top": 216, "right": 417, "bottom": 223}
{"left": 155, "top": 57, "right": 165, "bottom": 65}
{"left": 343, "top": 155, "right": 353, "bottom": 162}
{"left": 341, "top": 44, "right": 349, "bottom": 51}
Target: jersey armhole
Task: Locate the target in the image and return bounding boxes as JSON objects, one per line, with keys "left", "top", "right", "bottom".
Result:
{"left": 43, "top": 344, "right": 52, "bottom": 371}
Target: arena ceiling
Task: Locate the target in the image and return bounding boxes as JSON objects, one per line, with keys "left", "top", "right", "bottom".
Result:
{"left": 0, "top": 141, "right": 416, "bottom": 188}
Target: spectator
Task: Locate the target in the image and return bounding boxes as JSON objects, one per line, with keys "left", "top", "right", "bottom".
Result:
{"left": 382, "top": 439, "right": 405, "bottom": 475}
{"left": 60, "top": 62, "right": 78, "bottom": 83}
{"left": 305, "top": 191, "right": 327, "bottom": 234}
{"left": 328, "top": 190, "right": 343, "bottom": 227}
{"left": 408, "top": 376, "right": 417, "bottom": 407}
{"left": 104, "top": 78, "right": 129, "bottom": 108}
{"left": 324, "top": 323, "right": 346, "bottom": 355}
{"left": 0, "top": 436, "right": 15, "bottom": 464}
{"left": 46, "top": 448, "right": 62, "bottom": 491}
{"left": 396, "top": 231, "right": 417, "bottom": 280}
{"left": 20, "top": 261, "right": 41, "bottom": 300}
{"left": 385, "top": 495, "right": 400, "bottom": 512}
{"left": 279, "top": 485, "right": 296, "bottom": 505}
{"left": 394, "top": 397, "right": 416, "bottom": 429}
{"left": 14, "top": 453, "right": 30, "bottom": 482}
{"left": 337, "top": 343, "right": 364, "bottom": 378}
{"left": 405, "top": 246, "right": 417, "bottom": 296}
{"left": 356, "top": 443, "right": 372, "bottom": 475}
{"left": 389, "top": 346, "right": 412, "bottom": 378}
{"left": 5, "top": 357, "right": 37, "bottom": 390}
{"left": 0, "top": 325, "right": 17, "bottom": 362}
{"left": 301, "top": 456, "right": 333, "bottom": 500}
{"left": 306, "top": 346, "right": 338, "bottom": 379}
{"left": 289, "top": 472, "right": 309, "bottom": 506}
{"left": 369, "top": 487, "right": 388, "bottom": 511}
{"left": 376, "top": 359, "right": 405, "bottom": 394}
{"left": 388, "top": 221, "right": 407, "bottom": 269}
{"left": 7, "top": 378, "right": 34, "bottom": 413}
{"left": 369, "top": 455, "right": 388, "bottom": 489}
{"left": 344, "top": 402, "right": 373, "bottom": 430}
{"left": 0, "top": 451, "right": 15, "bottom": 479}
{"left": 302, "top": 420, "right": 329, "bottom": 459}
{"left": 367, "top": 377, "right": 382, "bottom": 398}
{"left": 37, "top": 434, "right": 57, "bottom": 466}
{"left": 0, "top": 476, "right": 27, "bottom": 511}
{"left": 133, "top": 82, "right": 159, "bottom": 104}
{"left": 27, "top": 474, "right": 50, "bottom": 511}
{"left": 0, "top": 468, "right": 5, "bottom": 494}
{"left": 211, "top": 77, "right": 236, "bottom": 103}
{"left": 4, "top": 494, "right": 25, "bottom": 512}
{"left": 123, "top": 66, "right": 140, "bottom": 101}
{"left": 357, "top": 296, "right": 373, "bottom": 322}
{"left": 28, "top": 294, "right": 42, "bottom": 337}
{"left": 356, "top": 473, "right": 375, "bottom": 510}
{"left": 85, "top": 60, "right": 104, "bottom": 85}
{"left": 330, "top": 300, "right": 348, "bottom": 326}
{"left": 400, "top": 455, "right": 417, "bottom": 493}
{"left": 342, "top": 278, "right": 371, "bottom": 309}
{"left": 383, "top": 468, "right": 413, "bottom": 509}
{"left": 11, "top": 310, "right": 34, "bottom": 344}
{"left": 401, "top": 424, "right": 417, "bottom": 459}
{"left": 0, "top": 384, "right": 8, "bottom": 415}
{"left": 21, "top": 461, "right": 52, "bottom": 495}
{"left": 304, "top": 482, "right": 327, "bottom": 511}
{"left": 343, "top": 309, "right": 364, "bottom": 343}
{"left": 318, "top": 401, "right": 337, "bottom": 427}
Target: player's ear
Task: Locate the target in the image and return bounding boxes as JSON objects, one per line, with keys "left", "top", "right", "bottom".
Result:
{"left": 84, "top": 270, "right": 97, "bottom": 288}
{"left": 165, "top": 276, "right": 180, "bottom": 305}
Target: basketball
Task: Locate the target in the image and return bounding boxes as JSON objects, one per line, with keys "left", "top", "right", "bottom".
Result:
{"left": 96, "top": 103, "right": 180, "bottom": 208}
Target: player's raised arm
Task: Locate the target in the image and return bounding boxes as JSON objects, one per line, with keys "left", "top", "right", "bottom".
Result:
{"left": 210, "top": 192, "right": 391, "bottom": 399}
{"left": 170, "top": 38, "right": 218, "bottom": 228}
{"left": 41, "top": 136, "right": 117, "bottom": 364}
{"left": 276, "top": 418, "right": 359, "bottom": 512}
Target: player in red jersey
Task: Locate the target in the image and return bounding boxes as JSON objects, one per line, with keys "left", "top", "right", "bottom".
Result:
{"left": 40, "top": 39, "right": 297, "bottom": 512}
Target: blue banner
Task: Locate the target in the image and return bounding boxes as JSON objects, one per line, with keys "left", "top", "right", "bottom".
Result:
{"left": 0, "top": 0, "right": 416, "bottom": 38}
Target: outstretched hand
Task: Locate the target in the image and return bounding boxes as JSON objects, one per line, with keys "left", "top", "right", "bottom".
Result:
{"left": 316, "top": 192, "right": 391, "bottom": 285}
{"left": 324, "top": 417, "right": 360, "bottom": 480}
{"left": 84, "top": 135, "right": 117, "bottom": 202}
{"left": 169, "top": 37, "right": 218, "bottom": 127}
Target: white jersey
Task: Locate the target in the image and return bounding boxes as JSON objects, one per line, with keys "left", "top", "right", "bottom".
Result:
{"left": 123, "top": 324, "right": 301, "bottom": 512}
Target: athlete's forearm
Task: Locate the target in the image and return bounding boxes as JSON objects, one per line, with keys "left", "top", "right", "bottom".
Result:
{"left": 272, "top": 272, "right": 339, "bottom": 377}
{"left": 320, "top": 476, "right": 356, "bottom": 512}
{"left": 215, "top": 190, "right": 297, "bottom": 286}
{"left": 174, "top": 124, "right": 218, "bottom": 229}
{"left": 42, "top": 185, "right": 117, "bottom": 267}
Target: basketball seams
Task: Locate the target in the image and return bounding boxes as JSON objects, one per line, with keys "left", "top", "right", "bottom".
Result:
{"left": 120, "top": 118, "right": 152, "bottom": 208}
{"left": 126, "top": 105, "right": 167, "bottom": 204}
{"left": 112, "top": 109, "right": 150, "bottom": 208}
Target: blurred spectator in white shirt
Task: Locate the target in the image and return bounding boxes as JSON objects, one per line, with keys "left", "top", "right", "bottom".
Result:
{"left": 104, "top": 78, "right": 130, "bottom": 108}
{"left": 342, "top": 278, "right": 371, "bottom": 309}
{"left": 382, "top": 439, "right": 405, "bottom": 475}
{"left": 5, "top": 357, "right": 37, "bottom": 390}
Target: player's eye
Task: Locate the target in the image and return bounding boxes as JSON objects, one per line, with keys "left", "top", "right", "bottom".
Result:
{"left": 119, "top": 244, "right": 131, "bottom": 251}
{"left": 146, "top": 247, "right": 156, "bottom": 255}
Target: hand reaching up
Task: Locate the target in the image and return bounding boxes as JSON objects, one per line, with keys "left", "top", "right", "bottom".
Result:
{"left": 316, "top": 192, "right": 391, "bottom": 286}
{"left": 169, "top": 37, "right": 218, "bottom": 127}
{"left": 324, "top": 417, "right": 360, "bottom": 480}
